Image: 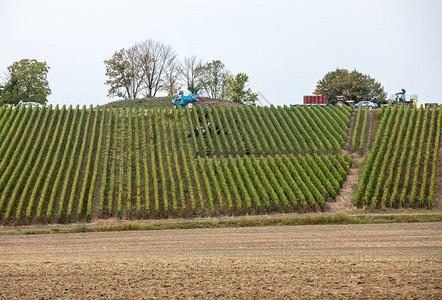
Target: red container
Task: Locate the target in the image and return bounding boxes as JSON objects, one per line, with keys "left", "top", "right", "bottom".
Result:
{"left": 304, "top": 95, "right": 328, "bottom": 105}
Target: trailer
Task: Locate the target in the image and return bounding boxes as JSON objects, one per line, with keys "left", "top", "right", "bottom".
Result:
{"left": 303, "top": 95, "right": 354, "bottom": 106}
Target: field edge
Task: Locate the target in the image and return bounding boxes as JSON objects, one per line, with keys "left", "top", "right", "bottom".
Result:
{"left": 1, "top": 210, "right": 441, "bottom": 235}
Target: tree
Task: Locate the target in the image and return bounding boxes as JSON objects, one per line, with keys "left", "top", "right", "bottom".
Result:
{"left": 180, "top": 55, "right": 204, "bottom": 94}
{"left": 314, "top": 68, "right": 387, "bottom": 104}
{"left": 137, "top": 40, "right": 177, "bottom": 98}
{"left": 198, "top": 60, "right": 229, "bottom": 99}
{"left": 226, "top": 73, "right": 258, "bottom": 105}
{"left": 104, "top": 47, "right": 145, "bottom": 100}
{"left": 0, "top": 59, "right": 51, "bottom": 104}
{"left": 0, "top": 75, "right": 21, "bottom": 105}
{"left": 163, "top": 59, "right": 181, "bottom": 97}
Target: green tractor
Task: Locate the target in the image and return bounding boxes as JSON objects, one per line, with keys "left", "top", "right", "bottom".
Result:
{"left": 395, "top": 89, "right": 417, "bottom": 107}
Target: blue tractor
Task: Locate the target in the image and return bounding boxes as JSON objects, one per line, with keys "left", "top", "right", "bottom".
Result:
{"left": 172, "top": 91, "right": 199, "bottom": 108}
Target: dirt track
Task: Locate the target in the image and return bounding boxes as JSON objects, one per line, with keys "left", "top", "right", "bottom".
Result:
{"left": 1, "top": 222, "right": 441, "bottom": 299}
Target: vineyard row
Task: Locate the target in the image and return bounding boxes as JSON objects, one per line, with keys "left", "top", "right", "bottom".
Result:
{"left": 0, "top": 105, "right": 352, "bottom": 224}
{"left": 353, "top": 105, "right": 441, "bottom": 208}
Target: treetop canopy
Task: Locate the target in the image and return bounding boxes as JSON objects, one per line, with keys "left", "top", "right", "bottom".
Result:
{"left": 314, "top": 68, "right": 387, "bottom": 104}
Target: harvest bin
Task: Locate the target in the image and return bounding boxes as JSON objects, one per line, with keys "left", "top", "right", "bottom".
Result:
{"left": 304, "top": 95, "right": 328, "bottom": 105}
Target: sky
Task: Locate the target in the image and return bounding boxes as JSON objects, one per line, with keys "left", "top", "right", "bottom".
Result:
{"left": 1, "top": 0, "right": 441, "bottom": 106}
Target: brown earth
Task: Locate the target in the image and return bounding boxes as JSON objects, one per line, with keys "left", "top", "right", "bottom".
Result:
{"left": 198, "top": 97, "right": 243, "bottom": 107}
{"left": 1, "top": 222, "right": 441, "bottom": 299}
{"left": 329, "top": 156, "right": 366, "bottom": 212}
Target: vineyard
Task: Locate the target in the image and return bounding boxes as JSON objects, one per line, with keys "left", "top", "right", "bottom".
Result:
{"left": 0, "top": 104, "right": 354, "bottom": 225}
{"left": 353, "top": 105, "right": 442, "bottom": 209}
{"left": 0, "top": 103, "right": 440, "bottom": 225}
{"left": 350, "top": 105, "right": 371, "bottom": 155}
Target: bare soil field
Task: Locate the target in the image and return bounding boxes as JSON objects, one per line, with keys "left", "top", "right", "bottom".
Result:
{"left": 1, "top": 222, "right": 441, "bottom": 299}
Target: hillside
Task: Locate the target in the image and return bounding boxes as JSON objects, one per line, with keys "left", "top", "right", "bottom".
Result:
{"left": 353, "top": 105, "right": 442, "bottom": 209}
{"left": 0, "top": 104, "right": 440, "bottom": 225}
{"left": 105, "top": 96, "right": 242, "bottom": 108}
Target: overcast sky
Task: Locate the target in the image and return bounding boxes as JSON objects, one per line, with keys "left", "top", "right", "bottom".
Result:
{"left": 1, "top": 0, "right": 441, "bottom": 106}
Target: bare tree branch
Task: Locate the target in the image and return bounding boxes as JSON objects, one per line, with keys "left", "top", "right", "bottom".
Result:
{"left": 137, "top": 40, "right": 177, "bottom": 98}
{"left": 163, "top": 58, "right": 181, "bottom": 96}
{"left": 180, "top": 55, "right": 204, "bottom": 94}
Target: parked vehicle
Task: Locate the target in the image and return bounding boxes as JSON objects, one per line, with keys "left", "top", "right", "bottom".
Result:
{"left": 334, "top": 96, "right": 355, "bottom": 106}
{"left": 425, "top": 103, "right": 438, "bottom": 108}
{"left": 303, "top": 95, "right": 355, "bottom": 107}
{"left": 21, "top": 102, "right": 42, "bottom": 109}
{"left": 355, "top": 101, "right": 378, "bottom": 109}
{"left": 18, "top": 102, "right": 49, "bottom": 109}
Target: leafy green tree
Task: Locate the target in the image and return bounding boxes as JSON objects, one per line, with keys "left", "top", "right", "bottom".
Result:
{"left": 104, "top": 47, "right": 144, "bottom": 99}
{"left": 314, "top": 68, "right": 387, "bottom": 104}
{"left": 0, "top": 59, "right": 51, "bottom": 105}
{"left": 226, "top": 73, "right": 258, "bottom": 105}
{"left": 0, "top": 76, "right": 20, "bottom": 105}
{"left": 198, "top": 60, "right": 229, "bottom": 99}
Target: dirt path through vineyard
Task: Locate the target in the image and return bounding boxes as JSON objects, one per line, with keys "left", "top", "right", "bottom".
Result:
{"left": 1, "top": 222, "right": 441, "bottom": 299}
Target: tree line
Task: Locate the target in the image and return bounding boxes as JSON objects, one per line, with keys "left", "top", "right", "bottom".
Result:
{"left": 0, "top": 49, "right": 388, "bottom": 107}
{"left": 104, "top": 39, "right": 258, "bottom": 105}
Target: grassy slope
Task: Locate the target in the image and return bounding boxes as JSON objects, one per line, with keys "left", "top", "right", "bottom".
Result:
{"left": 105, "top": 97, "right": 174, "bottom": 108}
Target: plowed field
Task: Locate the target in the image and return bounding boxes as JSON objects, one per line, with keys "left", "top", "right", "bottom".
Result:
{"left": 1, "top": 222, "right": 441, "bottom": 299}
